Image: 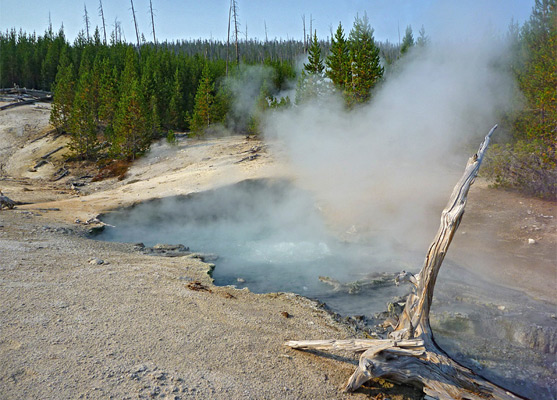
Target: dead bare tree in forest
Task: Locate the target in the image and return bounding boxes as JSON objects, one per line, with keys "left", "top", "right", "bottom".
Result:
{"left": 98, "top": 0, "right": 107, "bottom": 44}
{"left": 302, "top": 14, "right": 307, "bottom": 52}
{"left": 113, "top": 17, "right": 122, "bottom": 44}
{"left": 226, "top": 0, "right": 231, "bottom": 76}
{"left": 231, "top": 0, "right": 240, "bottom": 65}
{"left": 130, "top": 0, "right": 141, "bottom": 51}
{"left": 149, "top": 0, "right": 157, "bottom": 44}
{"left": 286, "top": 125, "right": 525, "bottom": 400}
{"left": 83, "top": 3, "right": 90, "bottom": 40}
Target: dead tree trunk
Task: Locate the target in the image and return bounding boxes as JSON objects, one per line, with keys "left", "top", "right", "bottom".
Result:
{"left": 130, "top": 0, "right": 141, "bottom": 52}
{"left": 286, "top": 125, "right": 526, "bottom": 400}
{"left": 149, "top": 0, "right": 157, "bottom": 44}
{"left": 99, "top": 0, "right": 107, "bottom": 45}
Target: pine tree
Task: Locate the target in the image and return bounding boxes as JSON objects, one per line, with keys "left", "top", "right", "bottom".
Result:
{"left": 113, "top": 78, "right": 150, "bottom": 159}
{"left": 41, "top": 26, "right": 67, "bottom": 90}
{"left": 304, "top": 31, "right": 324, "bottom": 75}
{"left": 347, "top": 13, "right": 383, "bottom": 104}
{"left": 168, "top": 67, "right": 185, "bottom": 130}
{"left": 68, "top": 70, "right": 99, "bottom": 159}
{"left": 326, "top": 22, "right": 350, "bottom": 90}
{"left": 50, "top": 49, "right": 75, "bottom": 132}
{"left": 400, "top": 25, "right": 414, "bottom": 55}
{"left": 515, "top": 0, "right": 556, "bottom": 164}
{"left": 416, "top": 25, "right": 429, "bottom": 47}
{"left": 98, "top": 60, "right": 118, "bottom": 131}
{"left": 188, "top": 63, "right": 215, "bottom": 135}
{"left": 296, "top": 31, "right": 329, "bottom": 104}
{"left": 112, "top": 47, "right": 150, "bottom": 159}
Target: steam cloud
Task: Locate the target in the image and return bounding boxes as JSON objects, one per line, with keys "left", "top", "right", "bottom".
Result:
{"left": 263, "top": 34, "right": 518, "bottom": 252}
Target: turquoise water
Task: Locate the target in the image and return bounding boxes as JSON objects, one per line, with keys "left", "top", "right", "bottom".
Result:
{"left": 97, "top": 179, "right": 410, "bottom": 317}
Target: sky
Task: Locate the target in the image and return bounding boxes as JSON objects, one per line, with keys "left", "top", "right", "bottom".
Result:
{"left": 0, "top": 0, "right": 533, "bottom": 44}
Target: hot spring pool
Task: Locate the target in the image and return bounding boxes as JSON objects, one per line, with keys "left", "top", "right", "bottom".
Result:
{"left": 96, "top": 178, "right": 555, "bottom": 399}
{"left": 97, "top": 179, "right": 412, "bottom": 317}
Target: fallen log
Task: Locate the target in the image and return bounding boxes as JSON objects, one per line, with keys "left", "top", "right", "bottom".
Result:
{"left": 286, "top": 125, "right": 526, "bottom": 399}
{"left": 0, "top": 96, "right": 52, "bottom": 111}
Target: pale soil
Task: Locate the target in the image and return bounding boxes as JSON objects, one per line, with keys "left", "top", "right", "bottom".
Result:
{"left": 0, "top": 103, "right": 555, "bottom": 399}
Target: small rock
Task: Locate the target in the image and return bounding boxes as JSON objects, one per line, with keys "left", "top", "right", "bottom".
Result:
{"left": 528, "top": 238, "right": 536, "bottom": 245}
{"left": 88, "top": 258, "right": 104, "bottom": 265}
{"left": 280, "top": 311, "right": 290, "bottom": 318}
{"left": 134, "top": 364, "right": 148, "bottom": 373}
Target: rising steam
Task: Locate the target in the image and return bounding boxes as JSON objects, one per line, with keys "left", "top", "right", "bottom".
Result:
{"left": 262, "top": 35, "right": 519, "bottom": 252}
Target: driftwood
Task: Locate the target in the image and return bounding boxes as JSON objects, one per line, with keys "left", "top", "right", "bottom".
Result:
{"left": 0, "top": 87, "right": 53, "bottom": 111}
{"left": 0, "top": 191, "right": 15, "bottom": 209}
{"left": 0, "top": 96, "right": 52, "bottom": 111}
{"left": 318, "top": 272, "right": 400, "bottom": 294}
{"left": 286, "top": 125, "right": 526, "bottom": 399}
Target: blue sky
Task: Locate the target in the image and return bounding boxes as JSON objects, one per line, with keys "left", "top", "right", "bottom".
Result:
{"left": 0, "top": 0, "right": 533, "bottom": 43}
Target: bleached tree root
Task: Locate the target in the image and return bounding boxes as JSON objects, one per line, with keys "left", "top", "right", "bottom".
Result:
{"left": 285, "top": 125, "right": 527, "bottom": 400}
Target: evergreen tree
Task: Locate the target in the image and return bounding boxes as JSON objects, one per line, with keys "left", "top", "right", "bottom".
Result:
{"left": 326, "top": 22, "right": 350, "bottom": 90}
{"left": 400, "top": 25, "right": 414, "bottom": 55}
{"left": 485, "top": 0, "right": 556, "bottom": 198}
{"left": 347, "top": 14, "right": 383, "bottom": 104}
{"left": 112, "top": 47, "right": 150, "bottom": 159}
{"left": 304, "top": 31, "right": 324, "bottom": 74}
{"left": 516, "top": 0, "right": 556, "bottom": 148}
{"left": 68, "top": 70, "right": 99, "bottom": 159}
{"left": 40, "top": 26, "right": 67, "bottom": 89}
{"left": 113, "top": 78, "right": 150, "bottom": 159}
{"left": 168, "top": 67, "right": 186, "bottom": 130}
{"left": 513, "top": 0, "right": 556, "bottom": 171}
{"left": 98, "top": 60, "right": 118, "bottom": 131}
{"left": 416, "top": 25, "right": 429, "bottom": 47}
{"left": 296, "top": 31, "right": 329, "bottom": 103}
{"left": 188, "top": 63, "right": 216, "bottom": 135}
{"left": 50, "top": 49, "right": 75, "bottom": 132}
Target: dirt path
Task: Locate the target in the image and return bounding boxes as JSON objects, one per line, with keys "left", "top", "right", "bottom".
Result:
{"left": 1, "top": 104, "right": 555, "bottom": 399}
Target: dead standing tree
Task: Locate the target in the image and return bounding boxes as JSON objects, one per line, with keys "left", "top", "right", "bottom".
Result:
{"left": 98, "top": 0, "right": 107, "bottom": 45}
{"left": 130, "top": 0, "right": 141, "bottom": 52}
{"left": 149, "top": 0, "right": 157, "bottom": 44}
{"left": 286, "top": 125, "right": 525, "bottom": 400}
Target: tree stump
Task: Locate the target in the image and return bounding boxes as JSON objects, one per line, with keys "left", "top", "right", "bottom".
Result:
{"left": 286, "top": 125, "right": 526, "bottom": 399}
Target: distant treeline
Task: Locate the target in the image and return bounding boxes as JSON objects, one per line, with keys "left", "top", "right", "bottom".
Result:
{"left": 0, "top": 16, "right": 410, "bottom": 161}
{"left": 0, "top": 25, "right": 407, "bottom": 92}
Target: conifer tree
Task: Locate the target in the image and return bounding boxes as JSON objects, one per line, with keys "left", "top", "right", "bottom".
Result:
{"left": 400, "top": 25, "right": 414, "bottom": 55}
{"left": 41, "top": 26, "right": 67, "bottom": 90}
{"left": 296, "top": 31, "right": 329, "bottom": 104}
{"left": 50, "top": 49, "right": 75, "bottom": 132}
{"left": 112, "top": 47, "right": 150, "bottom": 159}
{"left": 168, "top": 67, "right": 185, "bottom": 130}
{"left": 98, "top": 60, "right": 118, "bottom": 132}
{"left": 326, "top": 22, "right": 350, "bottom": 90}
{"left": 304, "top": 31, "right": 324, "bottom": 75}
{"left": 347, "top": 13, "right": 383, "bottom": 104}
{"left": 68, "top": 70, "right": 99, "bottom": 159}
{"left": 514, "top": 0, "right": 556, "bottom": 166}
{"left": 113, "top": 78, "right": 150, "bottom": 159}
{"left": 416, "top": 25, "right": 429, "bottom": 47}
{"left": 188, "top": 63, "right": 215, "bottom": 135}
